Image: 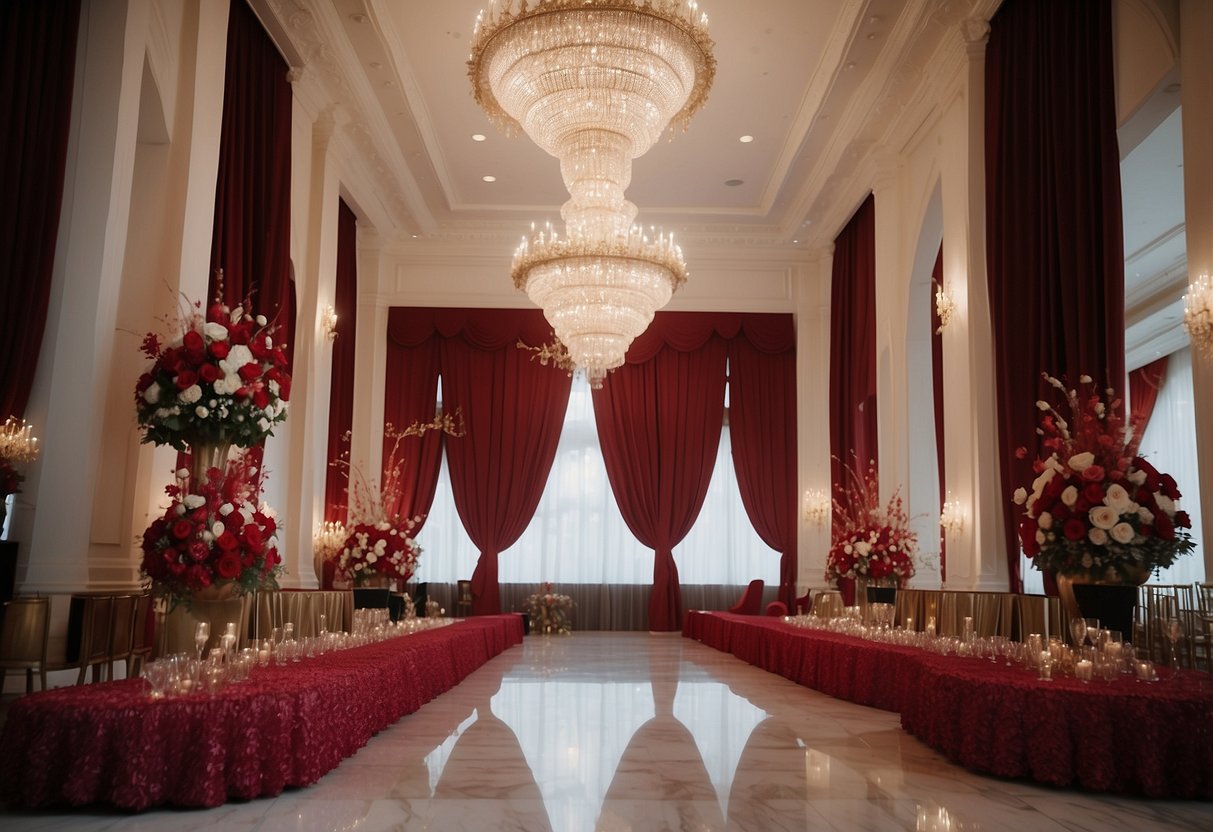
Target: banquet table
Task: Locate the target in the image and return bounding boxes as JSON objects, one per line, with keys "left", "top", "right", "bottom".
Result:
{"left": 684, "top": 611, "right": 1213, "bottom": 799}
{"left": 0, "top": 615, "right": 523, "bottom": 810}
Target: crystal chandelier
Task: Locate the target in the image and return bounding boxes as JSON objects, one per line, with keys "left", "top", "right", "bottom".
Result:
{"left": 469, "top": 0, "right": 715, "bottom": 387}
{"left": 1183, "top": 273, "right": 1213, "bottom": 357}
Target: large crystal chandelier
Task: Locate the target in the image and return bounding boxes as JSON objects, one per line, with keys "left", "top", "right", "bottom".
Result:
{"left": 469, "top": 0, "right": 715, "bottom": 387}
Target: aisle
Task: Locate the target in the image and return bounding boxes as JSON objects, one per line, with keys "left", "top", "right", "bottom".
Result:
{"left": 2, "top": 632, "right": 1210, "bottom": 831}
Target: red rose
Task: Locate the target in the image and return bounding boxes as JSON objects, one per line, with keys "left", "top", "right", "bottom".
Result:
{"left": 229, "top": 322, "right": 251, "bottom": 345}
{"left": 175, "top": 369, "right": 198, "bottom": 390}
{"left": 1082, "top": 483, "right": 1104, "bottom": 505}
{"left": 136, "top": 372, "right": 154, "bottom": 394}
{"left": 172, "top": 519, "right": 194, "bottom": 540}
{"left": 207, "top": 302, "right": 228, "bottom": 324}
{"left": 243, "top": 524, "right": 265, "bottom": 552}
{"left": 238, "top": 362, "right": 262, "bottom": 382}
{"left": 1081, "top": 465, "right": 1105, "bottom": 482}
{"left": 188, "top": 541, "right": 211, "bottom": 562}
{"left": 162, "top": 348, "right": 183, "bottom": 373}
{"left": 183, "top": 329, "right": 205, "bottom": 352}
{"left": 253, "top": 388, "right": 270, "bottom": 410}
{"left": 264, "top": 548, "right": 280, "bottom": 569}
{"left": 216, "top": 530, "right": 240, "bottom": 551}
{"left": 278, "top": 375, "right": 292, "bottom": 401}
{"left": 1160, "top": 474, "right": 1180, "bottom": 500}
{"left": 1051, "top": 503, "right": 1071, "bottom": 522}
{"left": 210, "top": 341, "right": 230, "bottom": 360}
{"left": 1015, "top": 446, "right": 1028, "bottom": 460}
{"left": 1155, "top": 511, "right": 1175, "bottom": 540}
{"left": 1018, "top": 518, "right": 1039, "bottom": 556}
{"left": 199, "top": 362, "right": 221, "bottom": 383}
{"left": 1063, "top": 518, "right": 1087, "bottom": 541}
{"left": 255, "top": 513, "right": 276, "bottom": 536}
{"left": 216, "top": 552, "right": 241, "bottom": 580}
{"left": 1174, "top": 510, "right": 1191, "bottom": 528}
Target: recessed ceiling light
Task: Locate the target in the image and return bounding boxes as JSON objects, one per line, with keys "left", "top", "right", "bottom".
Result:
{"left": 482, "top": 175, "right": 497, "bottom": 182}
{"left": 369, "top": 61, "right": 381, "bottom": 70}
{"left": 350, "top": 13, "right": 369, "bottom": 24}
{"left": 724, "top": 179, "right": 743, "bottom": 187}
{"left": 792, "top": 239, "right": 799, "bottom": 244}
{"left": 411, "top": 234, "right": 419, "bottom": 239}
{"left": 472, "top": 133, "right": 487, "bottom": 142}
{"left": 739, "top": 135, "right": 754, "bottom": 143}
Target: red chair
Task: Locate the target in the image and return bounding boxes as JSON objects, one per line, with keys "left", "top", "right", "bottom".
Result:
{"left": 765, "top": 600, "right": 788, "bottom": 617}
{"left": 727, "top": 580, "right": 764, "bottom": 615}
{"left": 794, "top": 590, "right": 813, "bottom": 615}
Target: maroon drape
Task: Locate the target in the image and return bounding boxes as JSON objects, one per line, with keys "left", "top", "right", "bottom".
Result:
{"left": 728, "top": 333, "right": 798, "bottom": 608}
{"left": 0, "top": 0, "right": 81, "bottom": 418}
{"left": 593, "top": 338, "right": 728, "bottom": 631}
{"left": 830, "top": 194, "right": 878, "bottom": 524}
{"left": 324, "top": 199, "right": 359, "bottom": 523}
{"left": 931, "top": 244, "right": 946, "bottom": 583}
{"left": 1129, "top": 356, "right": 1168, "bottom": 436}
{"left": 382, "top": 328, "right": 442, "bottom": 531}
{"left": 986, "top": 0, "right": 1123, "bottom": 593}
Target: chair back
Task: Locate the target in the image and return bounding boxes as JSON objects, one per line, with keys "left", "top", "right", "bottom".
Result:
{"left": 764, "top": 600, "right": 788, "bottom": 617}
{"left": 456, "top": 580, "right": 473, "bottom": 616}
{"left": 79, "top": 595, "right": 114, "bottom": 664}
{"left": 812, "top": 590, "right": 844, "bottom": 619}
{"left": 109, "top": 594, "right": 138, "bottom": 661}
{"left": 0, "top": 597, "right": 50, "bottom": 667}
{"left": 728, "top": 580, "right": 764, "bottom": 615}
{"left": 793, "top": 590, "right": 813, "bottom": 616}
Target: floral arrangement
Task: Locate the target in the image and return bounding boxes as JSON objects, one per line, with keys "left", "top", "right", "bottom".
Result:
{"left": 825, "top": 461, "right": 918, "bottom": 585}
{"left": 135, "top": 292, "right": 291, "bottom": 451}
{"left": 331, "top": 413, "right": 465, "bottom": 585}
{"left": 524, "top": 582, "right": 574, "bottom": 634}
{"left": 140, "top": 453, "right": 282, "bottom": 606}
{"left": 1013, "top": 373, "right": 1195, "bottom": 581}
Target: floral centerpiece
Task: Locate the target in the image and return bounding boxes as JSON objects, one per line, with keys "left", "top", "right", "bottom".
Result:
{"left": 140, "top": 453, "right": 282, "bottom": 606}
{"left": 825, "top": 461, "right": 918, "bottom": 587}
{"left": 331, "top": 413, "right": 464, "bottom": 587}
{"left": 524, "top": 582, "right": 574, "bottom": 634}
{"left": 1013, "top": 373, "right": 1195, "bottom": 582}
{"left": 135, "top": 293, "right": 291, "bottom": 451}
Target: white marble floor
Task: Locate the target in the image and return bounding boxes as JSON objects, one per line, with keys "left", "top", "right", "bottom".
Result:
{"left": 2, "top": 632, "right": 1212, "bottom": 831}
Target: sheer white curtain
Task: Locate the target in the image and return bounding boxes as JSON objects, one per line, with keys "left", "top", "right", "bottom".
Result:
{"left": 414, "top": 374, "right": 780, "bottom": 587}
{"left": 1136, "top": 347, "right": 1204, "bottom": 584}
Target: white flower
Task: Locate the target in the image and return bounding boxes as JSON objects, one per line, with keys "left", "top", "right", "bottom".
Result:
{"left": 212, "top": 521, "right": 225, "bottom": 537}
{"left": 1136, "top": 506, "right": 1155, "bottom": 525}
{"left": 1110, "top": 522, "right": 1136, "bottom": 544}
{"left": 1155, "top": 493, "right": 1176, "bottom": 515}
{"left": 221, "top": 344, "right": 254, "bottom": 374}
{"left": 256, "top": 315, "right": 267, "bottom": 326}
{"left": 203, "top": 322, "right": 229, "bottom": 341}
{"left": 195, "top": 405, "right": 209, "bottom": 418}
{"left": 1038, "top": 512, "right": 1053, "bottom": 530}
{"left": 1104, "top": 483, "right": 1132, "bottom": 513}
{"left": 174, "top": 503, "right": 186, "bottom": 516}
{"left": 1013, "top": 487, "right": 1027, "bottom": 505}
{"left": 1089, "top": 505, "right": 1118, "bottom": 530}
{"left": 179, "top": 384, "right": 202, "bottom": 405}
{"left": 176, "top": 467, "right": 190, "bottom": 479}
{"left": 1088, "top": 527, "right": 1108, "bottom": 546}
{"left": 367, "top": 552, "right": 378, "bottom": 564}
{"left": 1035, "top": 529, "right": 1046, "bottom": 545}
{"left": 1127, "top": 469, "right": 1147, "bottom": 486}
{"left": 1068, "top": 452, "right": 1095, "bottom": 472}
{"left": 1079, "top": 374, "right": 1092, "bottom": 383}
{"left": 183, "top": 494, "right": 205, "bottom": 510}
{"left": 1061, "top": 485, "right": 1079, "bottom": 507}
{"left": 201, "top": 531, "right": 214, "bottom": 543}
{"left": 143, "top": 385, "right": 160, "bottom": 404}
{"left": 219, "top": 503, "right": 234, "bottom": 516}
{"left": 1036, "top": 400, "right": 1049, "bottom": 411}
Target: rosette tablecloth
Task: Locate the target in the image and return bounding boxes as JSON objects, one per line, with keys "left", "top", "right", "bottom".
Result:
{"left": 0, "top": 615, "right": 523, "bottom": 810}
{"left": 683, "top": 611, "right": 1213, "bottom": 799}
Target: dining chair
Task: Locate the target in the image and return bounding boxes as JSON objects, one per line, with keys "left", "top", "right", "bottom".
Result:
{"left": 73, "top": 595, "right": 114, "bottom": 684}
{"left": 127, "top": 593, "right": 154, "bottom": 676}
{"left": 764, "top": 600, "right": 788, "bottom": 617}
{"left": 812, "top": 590, "right": 843, "bottom": 619}
{"left": 0, "top": 597, "right": 51, "bottom": 693}
{"left": 456, "top": 580, "right": 474, "bottom": 617}
{"left": 106, "top": 594, "right": 138, "bottom": 681}
{"left": 727, "top": 580, "right": 764, "bottom": 615}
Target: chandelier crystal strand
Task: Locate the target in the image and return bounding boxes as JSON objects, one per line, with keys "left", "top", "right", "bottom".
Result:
{"left": 470, "top": 0, "right": 715, "bottom": 387}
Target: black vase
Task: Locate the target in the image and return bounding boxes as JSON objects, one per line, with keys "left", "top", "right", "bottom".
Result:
{"left": 866, "top": 586, "right": 897, "bottom": 605}
{"left": 1069, "top": 583, "right": 1138, "bottom": 640}
{"left": 352, "top": 587, "right": 390, "bottom": 610}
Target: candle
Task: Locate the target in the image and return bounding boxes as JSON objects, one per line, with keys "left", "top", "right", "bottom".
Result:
{"left": 258, "top": 648, "right": 270, "bottom": 665}
{"left": 926, "top": 616, "right": 936, "bottom": 638}
{"left": 1075, "top": 659, "right": 1093, "bottom": 682}
{"left": 1038, "top": 651, "right": 1052, "bottom": 680}
{"left": 225, "top": 622, "right": 237, "bottom": 636}
{"left": 1135, "top": 660, "right": 1156, "bottom": 681}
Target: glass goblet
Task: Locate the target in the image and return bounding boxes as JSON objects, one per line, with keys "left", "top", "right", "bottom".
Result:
{"left": 194, "top": 621, "right": 210, "bottom": 661}
{"left": 1070, "top": 617, "right": 1087, "bottom": 648}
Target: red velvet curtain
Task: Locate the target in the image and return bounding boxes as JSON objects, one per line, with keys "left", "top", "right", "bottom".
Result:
{"left": 382, "top": 323, "right": 442, "bottom": 532}
{"left": 986, "top": 0, "right": 1124, "bottom": 592}
{"left": 1129, "top": 356, "right": 1168, "bottom": 436}
{"left": 0, "top": 0, "right": 81, "bottom": 418}
{"left": 830, "top": 194, "right": 878, "bottom": 520}
{"left": 593, "top": 337, "right": 728, "bottom": 631}
{"left": 728, "top": 331, "right": 798, "bottom": 608}
{"left": 324, "top": 199, "right": 358, "bottom": 523}
{"left": 931, "top": 244, "right": 946, "bottom": 583}
{"left": 205, "top": 0, "right": 293, "bottom": 481}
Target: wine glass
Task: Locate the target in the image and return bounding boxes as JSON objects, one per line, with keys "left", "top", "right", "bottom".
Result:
{"left": 1069, "top": 617, "right": 1087, "bottom": 648}
{"left": 194, "top": 621, "right": 209, "bottom": 661}
{"left": 1167, "top": 616, "right": 1184, "bottom": 673}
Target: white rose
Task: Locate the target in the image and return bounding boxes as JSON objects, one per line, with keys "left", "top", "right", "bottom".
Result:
{"left": 175, "top": 503, "right": 186, "bottom": 516}
{"left": 1104, "top": 483, "right": 1131, "bottom": 513}
{"left": 201, "top": 531, "right": 214, "bottom": 543}
{"left": 1061, "top": 485, "right": 1078, "bottom": 507}
{"left": 203, "top": 321, "right": 229, "bottom": 341}
{"left": 183, "top": 494, "right": 205, "bottom": 510}
{"left": 1127, "top": 469, "right": 1147, "bottom": 486}
{"left": 219, "top": 503, "right": 234, "bottom": 516}
{"left": 1136, "top": 506, "right": 1155, "bottom": 525}
{"left": 256, "top": 315, "right": 267, "bottom": 326}
{"left": 1035, "top": 529, "right": 1046, "bottom": 545}
{"left": 1089, "top": 505, "right": 1118, "bottom": 530}
{"left": 176, "top": 467, "right": 190, "bottom": 479}
{"left": 179, "top": 384, "right": 202, "bottom": 405}
{"left": 1155, "top": 493, "right": 1176, "bottom": 515}
{"left": 1038, "top": 512, "right": 1053, "bottom": 530}
{"left": 1013, "top": 487, "right": 1027, "bottom": 505}
{"left": 1110, "top": 522, "right": 1136, "bottom": 544}
{"left": 1068, "top": 452, "right": 1095, "bottom": 472}
{"left": 195, "top": 405, "right": 209, "bottom": 418}
{"left": 211, "top": 521, "right": 225, "bottom": 537}
{"left": 1087, "top": 527, "right": 1108, "bottom": 546}
{"left": 366, "top": 552, "right": 378, "bottom": 564}
{"left": 143, "top": 384, "right": 160, "bottom": 405}
{"left": 855, "top": 541, "right": 871, "bottom": 557}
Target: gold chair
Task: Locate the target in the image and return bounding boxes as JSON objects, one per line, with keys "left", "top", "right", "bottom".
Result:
{"left": 127, "top": 593, "right": 154, "bottom": 676}
{"left": 0, "top": 597, "right": 51, "bottom": 693}
{"left": 812, "top": 590, "right": 843, "bottom": 619}
{"left": 456, "top": 580, "right": 473, "bottom": 617}
{"left": 106, "top": 594, "right": 138, "bottom": 681}
{"left": 71, "top": 594, "right": 114, "bottom": 684}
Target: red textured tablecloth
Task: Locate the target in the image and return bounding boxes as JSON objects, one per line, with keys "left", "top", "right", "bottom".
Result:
{"left": 684, "top": 611, "right": 1213, "bottom": 799}
{"left": 0, "top": 615, "right": 523, "bottom": 810}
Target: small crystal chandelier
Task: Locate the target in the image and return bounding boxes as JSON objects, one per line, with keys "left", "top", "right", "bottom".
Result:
{"left": 934, "top": 280, "right": 954, "bottom": 334}
{"left": 802, "top": 489, "right": 830, "bottom": 529}
{"left": 1183, "top": 273, "right": 1213, "bottom": 357}
{"left": 469, "top": 0, "right": 715, "bottom": 387}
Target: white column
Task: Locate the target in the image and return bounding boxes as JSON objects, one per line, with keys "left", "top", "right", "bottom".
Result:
{"left": 17, "top": 0, "right": 149, "bottom": 592}
{"left": 796, "top": 245, "right": 833, "bottom": 591}
{"left": 937, "top": 18, "right": 1008, "bottom": 591}
{"left": 872, "top": 157, "right": 909, "bottom": 503}
{"left": 1180, "top": 0, "right": 1213, "bottom": 576}
{"left": 351, "top": 238, "right": 390, "bottom": 488}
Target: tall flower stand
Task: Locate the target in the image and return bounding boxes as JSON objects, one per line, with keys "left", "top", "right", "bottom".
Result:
{"left": 160, "top": 589, "right": 251, "bottom": 656}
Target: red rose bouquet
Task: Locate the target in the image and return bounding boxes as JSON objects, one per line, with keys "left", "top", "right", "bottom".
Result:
{"left": 338, "top": 517, "right": 422, "bottom": 586}
{"left": 1013, "top": 373, "right": 1194, "bottom": 581}
{"left": 135, "top": 295, "right": 291, "bottom": 451}
{"left": 825, "top": 461, "right": 918, "bottom": 584}
{"left": 140, "top": 453, "right": 282, "bottom": 606}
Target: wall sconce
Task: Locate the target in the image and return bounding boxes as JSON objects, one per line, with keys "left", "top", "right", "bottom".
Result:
{"left": 934, "top": 280, "right": 955, "bottom": 334}
{"left": 1183, "top": 272, "right": 1212, "bottom": 357}
{"left": 321, "top": 305, "right": 339, "bottom": 341}
{"left": 314, "top": 520, "right": 347, "bottom": 560}
{"left": 802, "top": 489, "right": 831, "bottom": 529}
{"left": 940, "top": 497, "right": 965, "bottom": 538}
{"left": 0, "top": 417, "right": 40, "bottom": 464}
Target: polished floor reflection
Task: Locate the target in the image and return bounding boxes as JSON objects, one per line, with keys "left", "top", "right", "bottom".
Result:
{"left": 3, "top": 632, "right": 1212, "bottom": 831}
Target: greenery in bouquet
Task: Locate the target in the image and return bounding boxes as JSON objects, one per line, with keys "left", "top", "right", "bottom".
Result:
{"left": 140, "top": 452, "right": 282, "bottom": 607}
{"left": 825, "top": 460, "right": 918, "bottom": 585}
{"left": 1013, "top": 373, "right": 1194, "bottom": 581}
{"left": 524, "top": 582, "right": 574, "bottom": 634}
{"left": 331, "top": 413, "right": 465, "bottom": 585}
{"left": 135, "top": 291, "right": 291, "bottom": 451}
